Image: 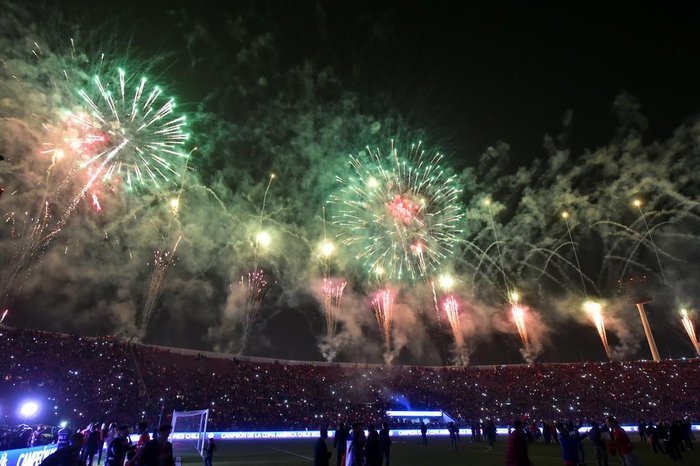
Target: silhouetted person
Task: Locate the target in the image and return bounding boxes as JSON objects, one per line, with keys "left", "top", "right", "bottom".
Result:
{"left": 505, "top": 419, "right": 531, "bottom": 466}
{"left": 448, "top": 422, "right": 457, "bottom": 451}
{"left": 606, "top": 416, "right": 641, "bottom": 466}
{"left": 81, "top": 424, "right": 101, "bottom": 466}
{"left": 365, "top": 425, "right": 382, "bottom": 466}
{"left": 588, "top": 422, "right": 608, "bottom": 466}
{"left": 56, "top": 424, "right": 73, "bottom": 449}
{"left": 139, "top": 425, "right": 174, "bottom": 466}
{"left": 204, "top": 437, "right": 216, "bottom": 466}
{"left": 104, "top": 426, "right": 133, "bottom": 466}
{"left": 378, "top": 422, "right": 391, "bottom": 466}
{"left": 314, "top": 428, "right": 331, "bottom": 466}
{"left": 556, "top": 422, "right": 587, "bottom": 466}
{"left": 346, "top": 422, "right": 366, "bottom": 466}
{"left": 41, "top": 433, "right": 86, "bottom": 466}
{"left": 333, "top": 423, "right": 348, "bottom": 466}
{"left": 419, "top": 421, "right": 427, "bottom": 445}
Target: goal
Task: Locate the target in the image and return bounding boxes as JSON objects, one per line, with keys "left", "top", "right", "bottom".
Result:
{"left": 171, "top": 409, "right": 209, "bottom": 456}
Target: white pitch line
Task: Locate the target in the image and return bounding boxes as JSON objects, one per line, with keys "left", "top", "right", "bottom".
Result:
{"left": 268, "top": 446, "right": 314, "bottom": 461}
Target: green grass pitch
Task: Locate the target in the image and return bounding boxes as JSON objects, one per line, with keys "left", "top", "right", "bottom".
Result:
{"left": 181, "top": 435, "right": 698, "bottom": 465}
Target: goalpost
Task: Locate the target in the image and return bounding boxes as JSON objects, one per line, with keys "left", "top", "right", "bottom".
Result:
{"left": 171, "top": 409, "right": 209, "bottom": 456}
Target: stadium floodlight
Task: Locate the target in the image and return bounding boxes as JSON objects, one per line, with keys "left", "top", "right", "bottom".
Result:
{"left": 19, "top": 401, "right": 39, "bottom": 419}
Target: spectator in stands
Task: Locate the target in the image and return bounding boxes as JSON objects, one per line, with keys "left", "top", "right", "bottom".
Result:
{"left": 378, "top": 422, "right": 391, "bottom": 466}
{"left": 504, "top": 419, "right": 531, "bottom": 466}
{"left": 606, "top": 416, "right": 641, "bottom": 466}
{"left": 40, "top": 433, "right": 86, "bottom": 466}
{"left": 139, "top": 425, "right": 175, "bottom": 466}
{"left": 588, "top": 421, "right": 608, "bottom": 466}
{"left": 204, "top": 437, "right": 216, "bottom": 466}
{"left": 333, "top": 423, "right": 348, "bottom": 466}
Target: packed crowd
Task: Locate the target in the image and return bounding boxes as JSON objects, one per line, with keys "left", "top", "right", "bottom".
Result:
{"left": 1, "top": 327, "right": 698, "bottom": 434}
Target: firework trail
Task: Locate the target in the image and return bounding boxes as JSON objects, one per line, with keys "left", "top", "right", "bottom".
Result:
{"left": 679, "top": 308, "right": 700, "bottom": 355}
{"left": 332, "top": 140, "right": 463, "bottom": 281}
{"left": 0, "top": 202, "right": 58, "bottom": 305}
{"left": 563, "top": 211, "right": 610, "bottom": 359}
{"left": 372, "top": 288, "right": 395, "bottom": 361}
{"left": 140, "top": 236, "right": 181, "bottom": 335}
{"left": 632, "top": 199, "right": 668, "bottom": 284}
{"left": 583, "top": 300, "right": 611, "bottom": 359}
{"left": 511, "top": 304, "right": 529, "bottom": 350}
{"left": 319, "top": 277, "right": 347, "bottom": 361}
{"left": 239, "top": 269, "right": 274, "bottom": 354}
{"left": 0, "top": 309, "right": 8, "bottom": 324}
{"left": 484, "top": 198, "right": 512, "bottom": 299}
{"left": 442, "top": 295, "right": 468, "bottom": 365}
{"left": 561, "top": 211, "right": 588, "bottom": 297}
{"left": 508, "top": 291, "right": 531, "bottom": 358}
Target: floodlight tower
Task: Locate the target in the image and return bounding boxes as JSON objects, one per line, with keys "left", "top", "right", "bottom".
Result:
{"left": 619, "top": 276, "right": 660, "bottom": 362}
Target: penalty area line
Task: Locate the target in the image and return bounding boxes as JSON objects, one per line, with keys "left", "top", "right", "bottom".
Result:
{"left": 267, "top": 446, "right": 314, "bottom": 461}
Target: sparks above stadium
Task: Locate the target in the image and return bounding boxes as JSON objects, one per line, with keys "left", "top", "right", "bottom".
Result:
{"left": 331, "top": 140, "right": 464, "bottom": 281}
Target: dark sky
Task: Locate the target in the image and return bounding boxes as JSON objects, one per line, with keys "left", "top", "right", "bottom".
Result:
{"left": 11, "top": 0, "right": 700, "bottom": 364}
{"left": 97, "top": 0, "right": 700, "bottom": 163}
{"left": 62, "top": 0, "right": 700, "bottom": 162}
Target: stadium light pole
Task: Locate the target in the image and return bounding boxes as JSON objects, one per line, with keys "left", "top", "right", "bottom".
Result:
{"left": 620, "top": 276, "right": 660, "bottom": 362}
{"left": 636, "top": 302, "right": 660, "bottom": 362}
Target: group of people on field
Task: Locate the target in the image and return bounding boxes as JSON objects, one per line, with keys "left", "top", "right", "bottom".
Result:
{"left": 39, "top": 422, "right": 179, "bottom": 466}
{"left": 314, "top": 422, "right": 392, "bottom": 466}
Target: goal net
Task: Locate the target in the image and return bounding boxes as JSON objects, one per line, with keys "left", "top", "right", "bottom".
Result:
{"left": 171, "top": 409, "right": 209, "bottom": 456}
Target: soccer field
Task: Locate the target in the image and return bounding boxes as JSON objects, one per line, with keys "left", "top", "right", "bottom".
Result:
{"left": 183, "top": 436, "right": 699, "bottom": 466}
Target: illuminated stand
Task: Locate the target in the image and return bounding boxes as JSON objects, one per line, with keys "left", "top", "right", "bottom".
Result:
{"left": 619, "top": 276, "right": 660, "bottom": 362}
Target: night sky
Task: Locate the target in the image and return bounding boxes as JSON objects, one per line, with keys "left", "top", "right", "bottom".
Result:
{"left": 2, "top": 0, "right": 700, "bottom": 365}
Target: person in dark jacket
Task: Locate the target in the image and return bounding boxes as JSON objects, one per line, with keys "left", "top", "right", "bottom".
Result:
{"left": 104, "top": 426, "right": 133, "bottom": 466}
{"left": 139, "top": 425, "right": 175, "bottom": 466}
{"left": 365, "top": 425, "right": 382, "bottom": 466}
{"left": 588, "top": 422, "right": 609, "bottom": 466}
{"left": 203, "top": 437, "right": 216, "bottom": 466}
{"left": 56, "top": 424, "right": 73, "bottom": 449}
{"left": 333, "top": 424, "right": 348, "bottom": 466}
{"left": 419, "top": 421, "right": 428, "bottom": 445}
{"left": 81, "top": 424, "right": 101, "bottom": 466}
{"left": 378, "top": 423, "right": 391, "bottom": 466}
{"left": 41, "top": 433, "right": 86, "bottom": 466}
{"left": 314, "top": 428, "right": 331, "bottom": 466}
{"left": 504, "top": 419, "right": 531, "bottom": 466}
{"left": 556, "top": 422, "right": 587, "bottom": 466}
